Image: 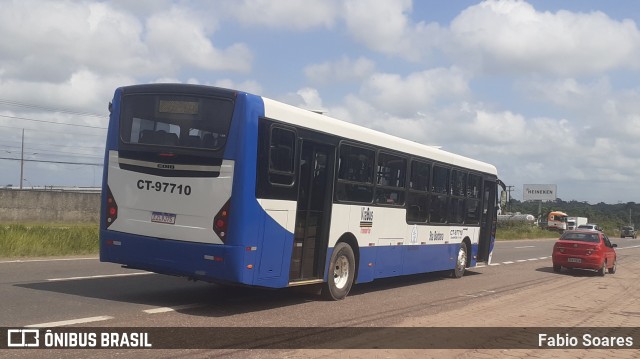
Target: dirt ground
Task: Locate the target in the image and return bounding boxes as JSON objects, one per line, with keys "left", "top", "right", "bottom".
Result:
{"left": 278, "top": 247, "right": 640, "bottom": 359}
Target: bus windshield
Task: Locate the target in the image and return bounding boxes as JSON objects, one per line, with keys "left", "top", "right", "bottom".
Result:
{"left": 119, "top": 94, "right": 235, "bottom": 151}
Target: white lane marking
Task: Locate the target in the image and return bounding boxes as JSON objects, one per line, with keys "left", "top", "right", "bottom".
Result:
{"left": 514, "top": 246, "right": 535, "bottom": 249}
{"left": 25, "top": 316, "right": 113, "bottom": 328}
{"left": 143, "top": 304, "right": 203, "bottom": 314}
{"left": 0, "top": 257, "right": 98, "bottom": 264}
{"left": 478, "top": 258, "right": 548, "bottom": 267}
{"left": 47, "top": 272, "right": 153, "bottom": 282}
{"left": 617, "top": 245, "right": 640, "bottom": 250}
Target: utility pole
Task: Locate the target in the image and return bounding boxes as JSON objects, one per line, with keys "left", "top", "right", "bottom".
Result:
{"left": 19, "top": 129, "right": 24, "bottom": 190}
{"left": 506, "top": 185, "right": 514, "bottom": 212}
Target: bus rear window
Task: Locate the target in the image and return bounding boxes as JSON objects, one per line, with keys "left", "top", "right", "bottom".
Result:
{"left": 120, "top": 94, "right": 234, "bottom": 150}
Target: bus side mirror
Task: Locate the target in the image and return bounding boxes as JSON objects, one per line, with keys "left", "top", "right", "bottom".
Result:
{"left": 108, "top": 102, "right": 113, "bottom": 113}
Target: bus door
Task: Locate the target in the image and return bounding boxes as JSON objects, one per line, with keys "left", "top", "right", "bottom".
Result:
{"left": 289, "top": 141, "right": 335, "bottom": 282}
{"left": 477, "top": 179, "right": 497, "bottom": 263}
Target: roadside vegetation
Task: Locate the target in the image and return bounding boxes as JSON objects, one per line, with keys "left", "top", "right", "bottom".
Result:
{"left": 0, "top": 223, "right": 98, "bottom": 258}
{"left": 508, "top": 199, "right": 638, "bottom": 236}
{"left": 496, "top": 222, "right": 559, "bottom": 241}
{"left": 0, "top": 213, "right": 625, "bottom": 258}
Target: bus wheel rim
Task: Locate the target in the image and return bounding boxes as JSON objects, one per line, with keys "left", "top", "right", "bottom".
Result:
{"left": 333, "top": 255, "right": 349, "bottom": 289}
{"left": 457, "top": 247, "right": 466, "bottom": 271}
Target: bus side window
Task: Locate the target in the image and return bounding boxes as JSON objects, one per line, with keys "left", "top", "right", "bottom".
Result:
{"left": 336, "top": 144, "right": 374, "bottom": 203}
{"left": 268, "top": 127, "right": 296, "bottom": 186}
{"left": 375, "top": 152, "right": 406, "bottom": 206}
{"left": 430, "top": 165, "right": 450, "bottom": 223}
{"left": 406, "top": 160, "right": 431, "bottom": 223}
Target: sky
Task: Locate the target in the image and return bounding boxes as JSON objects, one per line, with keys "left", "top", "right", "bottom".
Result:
{"left": 1, "top": 0, "right": 640, "bottom": 205}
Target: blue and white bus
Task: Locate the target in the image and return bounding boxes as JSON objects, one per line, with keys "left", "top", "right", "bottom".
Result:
{"left": 100, "top": 83, "right": 503, "bottom": 300}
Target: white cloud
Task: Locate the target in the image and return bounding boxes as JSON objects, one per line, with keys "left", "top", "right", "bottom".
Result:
{"left": 144, "top": 7, "right": 252, "bottom": 73}
{"left": 449, "top": 0, "right": 640, "bottom": 75}
{"left": 0, "top": 70, "right": 134, "bottom": 116}
{"left": 359, "top": 67, "right": 470, "bottom": 116}
{"left": 211, "top": 79, "right": 263, "bottom": 95}
{"left": 304, "top": 57, "right": 376, "bottom": 84}
{"left": 228, "top": 0, "right": 338, "bottom": 30}
{"left": 277, "top": 87, "right": 326, "bottom": 112}
{"left": 0, "top": 1, "right": 252, "bottom": 84}
{"left": 520, "top": 77, "right": 612, "bottom": 109}
{"left": 342, "top": 0, "right": 444, "bottom": 61}
{"left": 0, "top": 1, "right": 149, "bottom": 81}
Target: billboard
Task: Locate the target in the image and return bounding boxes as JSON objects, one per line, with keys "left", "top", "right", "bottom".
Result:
{"left": 523, "top": 184, "right": 557, "bottom": 202}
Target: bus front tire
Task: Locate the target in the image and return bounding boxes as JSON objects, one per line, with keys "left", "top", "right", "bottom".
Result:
{"left": 322, "top": 243, "right": 355, "bottom": 301}
{"left": 451, "top": 243, "right": 467, "bottom": 279}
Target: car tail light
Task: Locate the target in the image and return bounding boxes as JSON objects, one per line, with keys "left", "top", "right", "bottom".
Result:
{"left": 213, "top": 200, "right": 230, "bottom": 242}
{"left": 105, "top": 186, "right": 118, "bottom": 228}
{"left": 558, "top": 247, "right": 565, "bottom": 253}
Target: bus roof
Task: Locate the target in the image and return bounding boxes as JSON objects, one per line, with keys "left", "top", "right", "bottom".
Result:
{"left": 262, "top": 97, "right": 497, "bottom": 176}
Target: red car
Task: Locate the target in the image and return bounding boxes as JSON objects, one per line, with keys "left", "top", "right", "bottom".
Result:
{"left": 552, "top": 230, "right": 617, "bottom": 276}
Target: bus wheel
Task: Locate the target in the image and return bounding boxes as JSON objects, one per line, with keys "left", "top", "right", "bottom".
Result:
{"left": 322, "top": 243, "right": 355, "bottom": 300}
{"left": 451, "top": 243, "right": 467, "bottom": 278}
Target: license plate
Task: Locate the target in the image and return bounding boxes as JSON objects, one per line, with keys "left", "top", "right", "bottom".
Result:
{"left": 567, "top": 258, "right": 581, "bottom": 263}
{"left": 151, "top": 212, "right": 176, "bottom": 224}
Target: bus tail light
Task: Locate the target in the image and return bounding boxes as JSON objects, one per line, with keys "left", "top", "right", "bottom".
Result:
{"left": 105, "top": 186, "right": 118, "bottom": 228}
{"left": 213, "top": 200, "right": 230, "bottom": 242}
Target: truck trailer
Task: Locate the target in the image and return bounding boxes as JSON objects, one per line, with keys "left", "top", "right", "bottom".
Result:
{"left": 567, "top": 216, "right": 588, "bottom": 230}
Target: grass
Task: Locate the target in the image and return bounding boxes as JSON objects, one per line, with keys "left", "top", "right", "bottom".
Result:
{"left": 496, "top": 222, "right": 560, "bottom": 241}
{"left": 0, "top": 223, "right": 99, "bottom": 258}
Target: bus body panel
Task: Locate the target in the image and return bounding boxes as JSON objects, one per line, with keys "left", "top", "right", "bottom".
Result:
{"left": 324, "top": 204, "right": 484, "bottom": 283}
{"left": 106, "top": 151, "right": 233, "bottom": 244}
{"left": 255, "top": 199, "right": 297, "bottom": 285}
{"left": 101, "top": 231, "right": 231, "bottom": 281}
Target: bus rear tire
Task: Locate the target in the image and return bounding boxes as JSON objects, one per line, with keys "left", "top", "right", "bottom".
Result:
{"left": 322, "top": 243, "right": 355, "bottom": 300}
{"left": 451, "top": 243, "right": 467, "bottom": 279}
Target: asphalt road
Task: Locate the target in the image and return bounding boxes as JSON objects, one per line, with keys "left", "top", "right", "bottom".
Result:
{"left": 2, "top": 236, "right": 639, "bottom": 358}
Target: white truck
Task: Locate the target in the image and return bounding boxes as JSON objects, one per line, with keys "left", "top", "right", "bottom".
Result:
{"left": 567, "top": 216, "right": 588, "bottom": 230}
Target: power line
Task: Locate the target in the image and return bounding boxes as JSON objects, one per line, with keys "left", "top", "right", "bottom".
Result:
{"left": 0, "top": 123, "right": 106, "bottom": 136}
{"left": 0, "top": 98, "right": 107, "bottom": 118}
{"left": 0, "top": 114, "right": 107, "bottom": 129}
{"left": 0, "top": 156, "right": 102, "bottom": 167}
